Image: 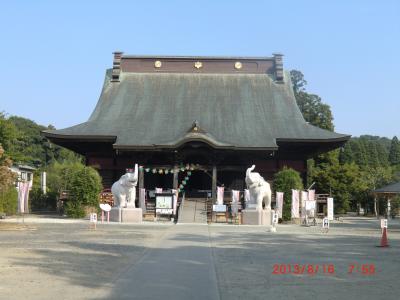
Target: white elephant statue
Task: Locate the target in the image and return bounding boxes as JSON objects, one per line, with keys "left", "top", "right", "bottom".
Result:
{"left": 111, "top": 164, "right": 138, "bottom": 208}
{"left": 245, "top": 165, "right": 272, "bottom": 210}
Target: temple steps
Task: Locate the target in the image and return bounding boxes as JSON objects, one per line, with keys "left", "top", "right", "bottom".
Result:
{"left": 178, "top": 198, "right": 208, "bottom": 224}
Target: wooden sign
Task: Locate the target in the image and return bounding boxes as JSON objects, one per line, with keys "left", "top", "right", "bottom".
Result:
{"left": 322, "top": 217, "right": 329, "bottom": 229}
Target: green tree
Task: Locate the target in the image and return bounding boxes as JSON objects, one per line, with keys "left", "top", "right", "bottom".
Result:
{"left": 0, "top": 145, "right": 17, "bottom": 215}
{"left": 290, "top": 70, "right": 334, "bottom": 131}
{"left": 273, "top": 167, "right": 304, "bottom": 221}
{"left": 312, "top": 162, "right": 363, "bottom": 214}
{"left": 0, "top": 112, "right": 18, "bottom": 155}
{"left": 389, "top": 136, "right": 400, "bottom": 165}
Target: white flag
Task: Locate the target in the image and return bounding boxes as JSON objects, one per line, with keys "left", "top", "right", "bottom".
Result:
{"left": 291, "top": 189, "right": 300, "bottom": 218}
{"left": 139, "top": 188, "right": 146, "bottom": 213}
{"left": 231, "top": 190, "right": 240, "bottom": 214}
{"left": 217, "top": 186, "right": 224, "bottom": 205}
{"left": 276, "top": 192, "right": 284, "bottom": 218}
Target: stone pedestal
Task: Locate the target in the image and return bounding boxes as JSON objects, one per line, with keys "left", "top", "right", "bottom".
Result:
{"left": 110, "top": 207, "right": 143, "bottom": 223}
{"left": 242, "top": 208, "right": 272, "bottom": 225}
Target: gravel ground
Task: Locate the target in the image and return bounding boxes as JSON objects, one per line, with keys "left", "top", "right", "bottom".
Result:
{"left": 0, "top": 216, "right": 399, "bottom": 300}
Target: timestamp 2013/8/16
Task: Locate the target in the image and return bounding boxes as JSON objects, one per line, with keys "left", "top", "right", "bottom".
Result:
{"left": 272, "top": 263, "right": 375, "bottom": 276}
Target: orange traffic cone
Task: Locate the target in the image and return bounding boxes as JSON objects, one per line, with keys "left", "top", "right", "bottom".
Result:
{"left": 378, "top": 227, "right": 389, "bottom": 247}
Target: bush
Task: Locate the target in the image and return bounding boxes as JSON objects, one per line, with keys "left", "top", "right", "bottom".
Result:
{"left": 64, "top": 201, "right": 86, "bottom": 218}
{"left": 273, "top": 167, "right": 303, "bottom": 221}
{"left": 30, "top": 187, "right": 57, "bottom": 210}
{"left": 0, "top": 187, "right": 18, "bottom": 215}
{"left": 42, "top": 161, "right": 102, "bottom": 218}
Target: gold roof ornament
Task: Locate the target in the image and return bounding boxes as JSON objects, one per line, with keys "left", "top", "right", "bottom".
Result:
{"left": 154, "top": 60, "right": 162, "bottom": 68}
{"left": 234, "top": 62, "right": 242, "bottom": 69}
{"left": 194, "top": 61, "right": 203, "bottom": 69}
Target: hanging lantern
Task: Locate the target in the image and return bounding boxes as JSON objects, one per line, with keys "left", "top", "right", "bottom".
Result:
{"left": 187, "top": 171, "right": 192, "bottom": 176}
{"left": 185, "top": 176, "right": 189, "bottom": 181}
{"left": 152, "top": 169, "right": 157, "bottom": 174}
{"left": 179, "top": 184, "right": 184, "bottom": 189}
{"left": 180, "top": 167, "right": 185, "bottom": 172}
{"left": 182, "top": 180, "right": 186, "bottom": 184}
{"left": 165, "top": 169, "right": 169, "bottom": 174}
{"left": 145, "top": 168, "right": 150, "bottom": 173}
{"left": 158, "top": 169, "right": 163, "bottom": 174}
{"left": 185, "top": 164, "right": 190, "bottom": 170}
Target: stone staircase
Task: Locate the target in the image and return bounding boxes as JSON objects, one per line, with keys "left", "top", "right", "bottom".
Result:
{"left": 178, "top": 198, "right": 208, "bottom": 224}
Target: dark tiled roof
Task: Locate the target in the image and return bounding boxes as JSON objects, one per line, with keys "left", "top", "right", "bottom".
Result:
{"left": 374, "top": 182, "right": 400, "bottom": 194}
{"left": 43, "top": 69, "right": 349, "bottom": 150}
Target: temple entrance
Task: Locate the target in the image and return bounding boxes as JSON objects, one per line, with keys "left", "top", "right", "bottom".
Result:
{"left": 183, "top": 170, "right": 212, "bottom": 198}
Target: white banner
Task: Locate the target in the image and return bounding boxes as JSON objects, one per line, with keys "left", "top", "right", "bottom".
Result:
{"left": 155, "top": 187, "right": 163, "bottom": 194}
{"left": 172, "top": 189, "right": 178, "bottom": 215}
{"left": 139, "top": 188, "right": 146, "bottom": 213}
{"left": 291, "top": 189, "right": 300, "bottom": 218}
{"left": 301, "top": 191, "right": 308, "bottom": 218}
{"left": 308, "top": 189, "right": 315, "bottom": 201}
{"left": 231, "top": 190, "right": 240, "bottom": 215}
{"left": 276, "top": 192, "right": 284, "bottom": 218}
{"left": 244, "top": 189, "right": 250, "bottom": 205}
{"left": 217, "top": 186, "right": 224, "bottom": 205}
{"left": 327, "top": 197, "right": 334, "bottom": 221}
{"left": 18, "top": 181, "right": 30, "bottom": 213}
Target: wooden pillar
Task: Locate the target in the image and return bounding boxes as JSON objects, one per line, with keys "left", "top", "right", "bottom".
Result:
{"left": 212, "top": 165, "right": 217, "bottom": 200}
{"left": 173, "top": 165, "right": 178, "bottom": 190}
{"left": 139, "top": 167, "right": 144, "bottom": 190}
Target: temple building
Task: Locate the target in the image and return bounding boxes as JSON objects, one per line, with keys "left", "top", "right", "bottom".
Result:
{"left": 43, "top": 52, "right": 349, "bottom": 199}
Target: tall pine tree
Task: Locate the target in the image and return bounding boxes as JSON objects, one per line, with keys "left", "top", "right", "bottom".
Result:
{"left": 389, "top": 136, "right": 400, "bottom": 165}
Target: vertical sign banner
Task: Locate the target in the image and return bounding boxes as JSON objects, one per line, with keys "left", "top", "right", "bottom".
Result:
{"left": 172, "top": 189, "right": 178, "bottom": 215}
{"left": 301, "top": 191, "right": 308, "bottom": 218}
{"left": 291, "top": 189, "right": 300, "bottom": 218}
{"left": 308, "top": 189, "right": 315, "bottom": 201}
{"left": 217, "top": 186, "right": 224, "bottom": 205}
{"left": 276, "top": 192, "right": 284, "bottom": 218}
{"left": 231, "top": 190, "right": 240, "bottom": 214}
{"left": 17, "top": 181, "right": 30, "bottom": 213}
{"left": 327, "top": 197, "right": 334, "bottom": 221}
{"left": 139, "top": 188, "right": 146, "bottom": 213}
{"left": 380, "top": 219, "right": 388, "bottom": 229}
{"left": 244, "top": 189, "right": 250, "bottom": 206}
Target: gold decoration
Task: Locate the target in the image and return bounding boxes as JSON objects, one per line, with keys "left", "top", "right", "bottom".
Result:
{"left": 194, "top": 61, "right": 203, "bottom": 69}
{"left": 154, "top": 60, "right": 162, "bottom": 68}
{"left": 234, "top": 62, "right": 242, "bottom": 69}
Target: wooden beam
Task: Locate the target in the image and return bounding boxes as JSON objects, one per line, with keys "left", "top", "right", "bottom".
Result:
{"left": 138, "top": 167, "right": 144, "bottom": 190}
{"left": 173, "top": 165, "right": 178, "bottom": 189}
{"left": 212, "top": 165, "right": 217, "bottom": 200}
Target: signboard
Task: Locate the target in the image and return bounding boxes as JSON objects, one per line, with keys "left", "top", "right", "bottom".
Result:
{"left": 213, "top": 204, "right": 226, "bottom": 212}
{"left": 272, "top": 212, "right": 279, "bottom": 224}
{"left": 381, "top": 219, "right": 388, "bottom": 229}
{"left": 156, "top": 194, "right": 173, "bottom": 215}
{"left": 327, "top": 197, "right": 334, "bottom": 221}
{"left": 322, "top": 217, "right": 329, "bottom": 229}
{"left": 90, "top": 213, "right": 97, "bottom": 223}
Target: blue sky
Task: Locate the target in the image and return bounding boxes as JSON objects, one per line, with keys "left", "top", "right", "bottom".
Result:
{"left": 0, "top": 0, "right": 399, "bottom": 138}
